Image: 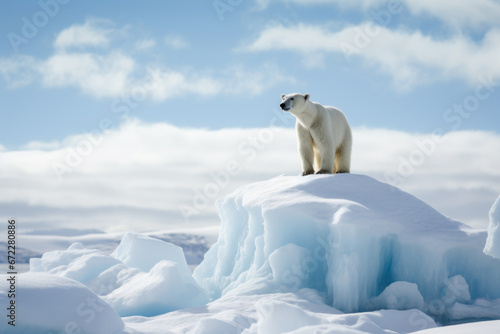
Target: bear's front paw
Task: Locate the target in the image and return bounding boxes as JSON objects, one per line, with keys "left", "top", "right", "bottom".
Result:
{"left": 301, "top": 171, "right": 314, "bottom": 176}
{"left": 315, "top": 170, "right": 332, "bottom": 175}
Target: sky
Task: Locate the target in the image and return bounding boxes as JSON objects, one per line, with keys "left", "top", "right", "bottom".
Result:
{"left": 0, "top": 0, "right": 499, "bottom": 234}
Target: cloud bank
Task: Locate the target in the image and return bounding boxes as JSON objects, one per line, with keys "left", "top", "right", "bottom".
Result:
{"left": 1, "top": 119, "right": 498, "bottom": 233}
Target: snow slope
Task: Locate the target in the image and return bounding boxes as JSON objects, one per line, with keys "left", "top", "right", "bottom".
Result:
{"left": 2, "top": 174, "right": 500, "bottom": 333}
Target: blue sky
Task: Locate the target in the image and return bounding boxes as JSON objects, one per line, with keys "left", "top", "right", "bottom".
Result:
{"left": 1, "top": 0, "right": 499, "bottom": 148}
{"left": 0, "top": 0, "right": 499, "bottom": 234}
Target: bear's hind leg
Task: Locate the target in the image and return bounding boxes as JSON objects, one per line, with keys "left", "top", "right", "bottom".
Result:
{"left": 334, "top": 144, "right": 351, "bottom": 173}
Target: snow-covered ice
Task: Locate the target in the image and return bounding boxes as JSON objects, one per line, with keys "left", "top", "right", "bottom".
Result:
{"left": 28, "top": 233, "right": 208, "bottom": 318}
{"left": 2, "top": 174, "right": 500, "bottom": 333}
{"left": 371, "top": 281, "right": 425, "bottom": 311}
{"left": 194, "top": 175, "right": 500, "bottom": 321}
{"left": 0, "top": 273, "right": 124, "bottom": 334}
{"left": 112, "top": 232, "right": 189, "bottom": 272}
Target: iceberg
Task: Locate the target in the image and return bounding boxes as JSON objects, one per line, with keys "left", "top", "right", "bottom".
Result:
{"left": 194, "top": 174, "right": 500, "bottom": 323}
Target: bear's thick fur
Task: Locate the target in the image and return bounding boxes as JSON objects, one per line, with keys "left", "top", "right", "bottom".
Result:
{"left": 280, "top": 93, "right": 352, "bottom": 175}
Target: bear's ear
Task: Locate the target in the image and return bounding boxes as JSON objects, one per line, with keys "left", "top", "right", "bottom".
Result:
{"left": 304, "top": 93, "right": 310, "bottom": 101}
{"left": 281, "top": 94, "right": 286, "bottom": 100}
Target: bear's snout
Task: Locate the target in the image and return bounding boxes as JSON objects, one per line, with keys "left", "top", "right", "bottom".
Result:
{"left": 280, "top": 102, "right": 289, "bottom": 111}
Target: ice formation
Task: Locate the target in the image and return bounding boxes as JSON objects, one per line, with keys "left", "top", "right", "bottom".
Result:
{"left": 194, "top": 174, "right": 500, "bottom": 323}
{"left": 0, "top": 273, "right": 124, "bottom": 334}
{"left": 4, "top": 174, "right": 500, "bottom": 333}
{"left": 112, "top": 232, "right": 189, "bottom": 272}
{"left": 29, "top": 233, "right": 207, "bottom": 317}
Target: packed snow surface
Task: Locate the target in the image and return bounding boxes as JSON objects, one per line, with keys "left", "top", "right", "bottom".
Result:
{"left": 2, "top": 174, "right": 500, "bottom": 333}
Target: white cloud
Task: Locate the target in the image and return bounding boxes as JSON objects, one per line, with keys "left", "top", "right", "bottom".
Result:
{"left": 244, "top": 23, "right": 500, "bottom": 89}
{"left": 221, "top": 64, "right": 296, "bottom": 96}
{"left": 0, "top": 55, "right": 38, "bottom": 88}
{"left": 0, "top": 18, "right": 290, "bottom": 99}
{"left": 0, "top": 18, "right": 135, "bottom": 97}
{"left": 1, "top": 120, "right": 498, "bottom": 233}
{"left": 148, "top": 68, "right": 223, "bottom": 100}
{"left": 54, "top": 18, "right": 114, "bottom": 50}
{"left": 39, "top": 51, "right": 136, "bottom": 98}
{"left": 256, "top": 0, "right": 383, "bottom": 9}
{"left": 147, "top": 64, "right": 292, "bottom": 100}
{"left": 135, "top": 39, "right": 157, "bottom": 50}
{"left": 0, "top": 51, "right": 290, "bottom": 99}
{"left": 243, "top": 23, "right": 343, "bottom": 53}
{"left": 164, "top": 34, "right": 189, "bottom": 50}
{"left": 21, "top": 140, "right": 61, "bottom": 151}
{"left": 255, "top": 0, "right": 500, "bottom": 30}
{"left": 405, "top": 0, "right": 500, "bottom": 30}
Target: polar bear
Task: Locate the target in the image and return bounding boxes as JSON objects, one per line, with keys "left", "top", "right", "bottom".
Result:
{"left": 280, "top": 93, "right": 352, "bottom": 176}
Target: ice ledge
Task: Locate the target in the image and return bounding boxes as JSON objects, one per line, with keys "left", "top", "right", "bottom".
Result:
{"left": 194, "top": 174, "right": 500, "bottom": 322}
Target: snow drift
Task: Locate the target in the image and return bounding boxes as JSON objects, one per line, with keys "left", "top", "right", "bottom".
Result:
{"left": 194, "top": 174, "right": 500, "bottom": 323}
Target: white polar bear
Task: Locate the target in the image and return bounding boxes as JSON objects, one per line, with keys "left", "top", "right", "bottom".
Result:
{"left": 280, "top": 93, "right": 352, "bottom": 176}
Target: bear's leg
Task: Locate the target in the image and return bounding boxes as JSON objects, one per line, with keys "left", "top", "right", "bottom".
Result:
{"left": 313, "top": 145, "right": 321, "bottom": 172}
{"left": 316, "top": 147, "right": 334, "bottom": 174}
{"left": 313, "top": 132, "right": 334, "bottom": 174}
{"left": 334, "top": 141, "right": 351, "bottom": 173}
{"left": 297, "top": 125, "right": 315, "bottom": 176}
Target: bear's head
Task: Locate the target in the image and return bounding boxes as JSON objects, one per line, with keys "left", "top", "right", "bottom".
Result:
{"left": 280, "top": 93, "right": 310, "bottom": 113}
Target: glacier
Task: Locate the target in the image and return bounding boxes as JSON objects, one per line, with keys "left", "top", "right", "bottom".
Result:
{"left": 1, "top": 174, "right": 500, "bottom": 333}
